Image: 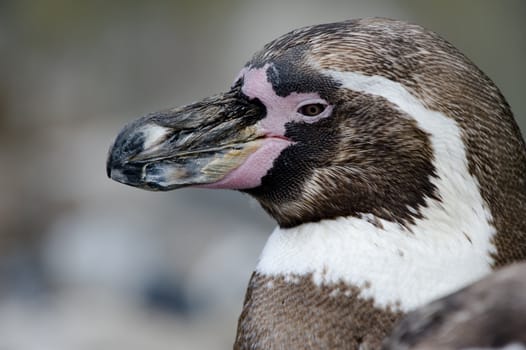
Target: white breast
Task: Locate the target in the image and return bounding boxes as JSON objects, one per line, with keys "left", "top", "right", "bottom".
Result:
{"left": 255, "top": 71, "right": 497, "bottom": 311}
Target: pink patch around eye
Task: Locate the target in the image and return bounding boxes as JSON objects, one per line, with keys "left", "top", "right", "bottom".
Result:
{"left": 240, "top": 65, "right": 331, "bottom": 135}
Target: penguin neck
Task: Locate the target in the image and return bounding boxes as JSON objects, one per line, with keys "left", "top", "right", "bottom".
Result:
{"left": 256, "top": 207, "right": 496, "bottom": 311}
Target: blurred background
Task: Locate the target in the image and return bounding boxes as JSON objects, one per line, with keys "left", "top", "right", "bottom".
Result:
{"left": 0, "top": 0, "right": 525, "bottom": 349}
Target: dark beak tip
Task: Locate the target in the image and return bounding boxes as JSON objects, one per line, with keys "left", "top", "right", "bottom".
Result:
{"left": 106, "top": 139, "right": 120, "bottom": 179}
{"left": 106, "top": 156, "right": 113, "bottom": 178}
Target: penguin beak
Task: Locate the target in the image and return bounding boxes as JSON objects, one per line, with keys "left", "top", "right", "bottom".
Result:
{"left": 106, "top": 87, "right": 265, "bottom": 191}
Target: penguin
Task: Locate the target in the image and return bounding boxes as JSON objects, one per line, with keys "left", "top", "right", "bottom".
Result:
{"left": 106, "top": 18, "right": 526, "bottom": 349}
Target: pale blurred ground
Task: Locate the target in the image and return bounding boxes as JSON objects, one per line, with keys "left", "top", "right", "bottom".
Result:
{"left": 0, "top": 1, "right": 524, "bottom": 349}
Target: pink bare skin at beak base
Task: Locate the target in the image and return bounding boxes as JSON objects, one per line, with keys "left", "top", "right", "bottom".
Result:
{"left": 199, "top": 137, "right": 292, "bottom": 189}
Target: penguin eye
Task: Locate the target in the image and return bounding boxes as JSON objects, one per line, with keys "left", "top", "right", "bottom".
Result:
{"left": 298, "top": 103, "right": 327, "bottom": 117}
